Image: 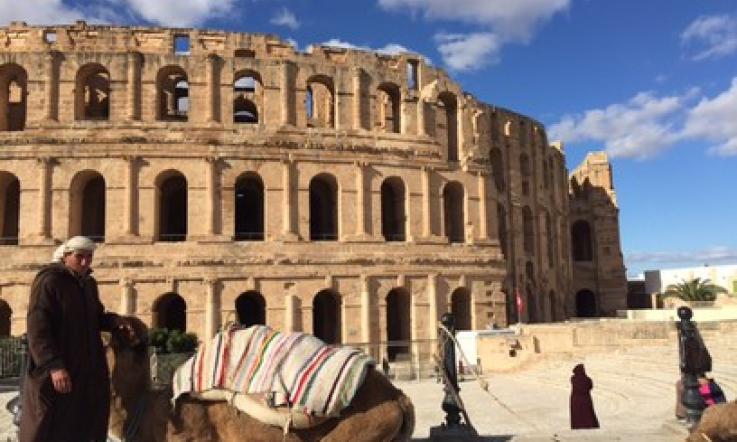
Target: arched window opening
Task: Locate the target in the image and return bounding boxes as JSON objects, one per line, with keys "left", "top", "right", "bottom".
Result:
{"left": 309, "top": 174, "right": 338, "bottom": 241}
{"left": 312, "top": 290, "right": 340, "bottom": 344}
{"left": 489, "top": 148, "right": 505, "bottom": 192}
{"left": 381, "top": 177, "right": 406, "bottom": 242}
{"left": 234, "top": 73, "right": 261, "bottom": 124}
{"left": 571, "top": 220, "right": 593, "bottom": 261}
{"left": 542, "top": 157, "right": 550, "bottom": 190}
{"left": 153, "top": 292, "right": 187, "bottom": 332}
{"left": 235, "top": 291, "right": 266, "bottom": 327}
{"left": 0, "top": 173, "right": 19, "bottom": 245}
{"left": 81, "top": 176, "right": 105, "bottom": 242}
{"left": 386, "top": 288, "right": 410, "bottom": 361}
{"left": 546, "top": 212, "right": 555, "bottom": 268}
{"left": 575, "top": 289, "right": 597, "bottom": 317}
{"left": 522, "top": 206, "right": 534, "bottom": 255}
{"left": 451, "top": 288, "right": 472, "bottom": 331}
{"left": 0, "top": 300, "right": 10, "bottom": 336}
{"left": 306, "top": 77, "right": 334, "bottom": 128}
{"left": 438, "top": 92, "right": 458, "bottom": 162}
{"left": 0, "top": 64, "right": 27, "bottom": 131}
{"left": 75, "top": 64, "right": 110, "bottom": 120}
{"left": 443, "top": 181, "right": 464, "bottom": 243}
{"left": 157, "top": 173, "right": 187, "bottom": 242}
{"left": 520, "top": 153, "right": 530, "bottom": 196}
{"left": 490, "top": 111, "right": 500, "bottom": 141}
{"left": 497, "top": 203, "right": 507, "bottom": 258}
{"left": 157, "top": 66, "right": 188, "bottom": 121}
{"left": 234, "top": 174, "right": 264, "bottom": 240}
{"left": 376, "top": 83, "right": 401, "bottom": 133}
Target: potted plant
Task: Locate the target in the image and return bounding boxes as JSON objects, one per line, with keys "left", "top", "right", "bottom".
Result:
{"left": 149, "top": 328, "right": 198, "bottom": 389}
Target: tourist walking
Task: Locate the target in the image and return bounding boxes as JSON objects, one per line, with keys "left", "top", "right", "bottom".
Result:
{"left": 570, "top": 363, "right": 600, "bottom": 429}
{"left": 20, "top": 236, "right": 136, "bottom": 442}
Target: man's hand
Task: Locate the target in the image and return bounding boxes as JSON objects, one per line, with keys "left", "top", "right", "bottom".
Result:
{"left": 50, "top": 368, "right": 72, "bottom": 394}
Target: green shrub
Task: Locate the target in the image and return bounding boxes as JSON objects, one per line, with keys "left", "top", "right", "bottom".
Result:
{"left": 149, "top": 328, "right": 197, "bottom": 354}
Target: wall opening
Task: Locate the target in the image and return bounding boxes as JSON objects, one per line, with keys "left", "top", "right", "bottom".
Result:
{"left": 437, "top": 92, "right": 458, "bottom": 162}
{"left": 75, "top": 64, "right": 110, "bottom": 120}
{"left": 153, "top": 292, "right": 187, "bottom": 331}
{"left": 235, "top": 291, "right": 266, "bottom": 327}
{"left": 489, "top": 148, "right": 505, "bottom": 192}
{"left": 234, "top": 174, "right": 264, "bottom": 240}
{"left": 381, "top": 177, "right": 406, "bottom": 242}
{"left": 571, "top": 220, "right": 593, "bottom": 261}
{"left": 233, "top": 73, "right": 261, "bottom": 124}
{"left": 451, "top": 288, "right": 472, "bottom": 330}
{"left": 386, "top": 288, "right": 410, "bottom": 361}
{"left": 0, "top": 173, "right": 19, "bottom": 245}
{"left": 575, "top": 289, "right": 597, "bottom": 317}
{"left": 522, "top": 206, "right": 534, "bottom": 255}
{"left": 156, "top": 66, "right": 188, "bottom": 121}
{"left": 0, "top": 300, "right": 10, "bottom": 336}
{"left": 407, "top": 60, "right": 418, "bottom": 91}
{"left": 520, "top": 153, "right": 530, "bottom": 196}
{"left": 81, "top": 176, "right": 105, "bottom": 242}
{"left": 305, "top": 76, "right": 334, "bottom": 128}
{"left": 157, "top": 172, "right": 187, "bottom": 242}
{"left": 309, "top": 174, "right": 338, "bottom": 241}
{"left": 312, "top": 290, "right": 340, "bottom": 344}
{"left": 376, "top": 83, "right": 401, "bottom": 133}
{"left": 443, "top": 181, "right": 464, "bottom": 243}
{"left": 174, "top": 35, "right": 190, "bottom": 55}
{"left": 0, "top": 64, "right": 27, "bottom": 131}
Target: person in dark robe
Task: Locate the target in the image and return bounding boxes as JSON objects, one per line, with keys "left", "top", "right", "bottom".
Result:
{"left": 20, "top": 236, "right": 135, "bottom": 442}
{"left": 570, "top": 363, "right": 600, "bottom": 429}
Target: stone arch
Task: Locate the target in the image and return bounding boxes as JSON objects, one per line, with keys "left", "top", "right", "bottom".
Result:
{"left": 0, "top": 172, "right": 20, "bottom": 245}
{"left": 306, "top": 75, "right": 334, "bottom": 128}
{"left": 520, "top": 153, "right": 531, "bottom": 196}
{"left": 234, "top": 173, "right": 264, "bottom": 240}
{"left": 497, "top": 203, "right": 507, "bottom": 258}
{"left": 69, "top": 170, "right": 105, "bottom": 242}
{"left": 451, "top": 287, "right": 472, "bottom": 331}
{"left": 575, "top": 289, "right": 597, "bottom": 317}
{"left": 381, "top": 176, "right": 406, "bottom": 242}
{"left": 0, "top": 299, "right": 10, "bottom": 336}
{"left": 235, "top": 291, "right": 266, "bottom": 327}
{"left": 437, "top": 91, "right": 458, "bottom": 162}
{"left": 312, "top": 289, "right": 340, "bottom": 344}
{"left": 156, "top": 65, "right": 188, "bottom": 121}
{"left": 75, "top": 63, "right": 110, "bottom": 120}
{"left": 0, "top": 63, "right": 27, "bottom": 131}
{"left": 153, "top": 292, "right": 187, "bottom": 331}
{"left": 376, "top": 82, "right": 401, "bottom": 133}
{"left": 385, "top": 288, "right": 411, "bottom": 361}
{"left": 522, "top": 206, "right": 534, "bottom": 255}
{"left": 489, "top": 147, "right": 505, "bottom": 192}
{"left": 156, "top": 170, "right": 187, "bottom": 242}
{"left": 443, "top": 181, "right": 464, "bottom": 243}
{"left": 233, "top": 70, "right": 262, "bottom": 124}
{"left": 309, "top": 173, "right": 338, "bottom": 241}
{"left": 571, "top": 220, "right": 593, "bottom": 261}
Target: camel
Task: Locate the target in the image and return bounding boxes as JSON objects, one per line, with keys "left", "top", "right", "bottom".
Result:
{"left": 687, "top": 401, "right": 737, "bottom": 442}
{"left": 107, "top": 317, "right": 415, "bottom": 442}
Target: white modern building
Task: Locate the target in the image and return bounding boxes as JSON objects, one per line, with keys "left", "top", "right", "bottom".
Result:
{"left": 644, "top": 264, "right": 737, "bottom": 295}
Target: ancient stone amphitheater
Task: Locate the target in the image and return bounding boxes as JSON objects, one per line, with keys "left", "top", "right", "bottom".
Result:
{"left": 0, "top": 21, "right": 626, "bottom": 363}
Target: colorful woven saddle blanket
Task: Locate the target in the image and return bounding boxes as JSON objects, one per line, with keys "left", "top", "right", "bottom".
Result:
{"left": 172, "top": 324, "right": 374, "bottom": 418}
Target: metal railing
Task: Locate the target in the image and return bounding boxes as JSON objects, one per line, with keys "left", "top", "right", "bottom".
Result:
{"left": 350, "top": 339, "right": 440, "bottom": 381}
{"left": 0, "top": 337, "right": 25, "bottom": 379}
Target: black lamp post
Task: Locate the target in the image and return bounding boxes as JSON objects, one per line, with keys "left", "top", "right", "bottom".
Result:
{"left": 677, "top": 306, "right": 710, "bottom": 426}
{"left": 440, "top": 312, "right": 462, "bottom": 428}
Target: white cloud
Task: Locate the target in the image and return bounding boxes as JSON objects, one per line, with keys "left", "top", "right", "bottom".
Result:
{"left": 681, "top": 14, "right": 737, "bottom": 61}
{"left": 321, "top": 38, "right": 414, "bottom": 56}
{"left": 683, "top": 77, "right": 737, "bottom": 156}
{"left": 549, "top": 92, "right": 686, "bottom": 159}
{"left": 627, "top": 246, "right": 737, "bottom": 266}
{"left": 270, "top": 7, "right": 299, "bottom": 30}
{"left": 122, "top": 0, "right": 235, "bottom": 27}
{"left": 434, "top": 32, "right": 500, "bottom": 71}
{"left": 0, "top": 0, "right": 94, "bottom": 25}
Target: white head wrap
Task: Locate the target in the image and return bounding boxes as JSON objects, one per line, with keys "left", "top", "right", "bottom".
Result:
{"left": 63, "top": 236, "right": 97, "bottom": 253}
{"left": 51, "top": 244, "right": 65, "bottom": 262}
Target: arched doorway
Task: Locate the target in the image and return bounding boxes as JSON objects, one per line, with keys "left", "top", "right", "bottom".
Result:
{"left": 575, "top": 289, "right": 597, "bottom": 317}
{"left": 235, "top": 291, "right": 266, "bottom": 327}
{"left": 0, "top": 63, "right": 27, "bottom": 131}
{"left": 0, "top": 300, "right": 11, "bottom": 336}
{"left": 451, "top": 288, "right": 472, "bottom": 330}
{"left": 75, "top": 64, "right": 110, "bottom": 120}
{"left": 381, "top": 177, "right": 406, "bottom": 242}
{"left": 0, "top": 173, "right": 19, "bottom": 245}
{"left": 81, "top": 176, "right": 105, "bottom": 242}
{"left": 153, "top": 292, "right": 187, "bottom": 331}
{"left": 443, "top": 181, "right": 464, "bottom": 243}
{"left": 157, "top": 172, "right": 187, "bottom": 241}
{"left": 312, "top": 290, "right": 340, "bottom": 344}
{"left": 234, "top": 174, "right": 264, "bottom": 240}
{"left": 309, "top": 174, "right": 338, "bottom": 241}
{"left": 385, "top": 288, "right": 411, "bottom": 361}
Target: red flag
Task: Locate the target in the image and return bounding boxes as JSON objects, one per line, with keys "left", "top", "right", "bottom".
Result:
{"left": 515, "top": 288, "right": 525, "bottom": 315}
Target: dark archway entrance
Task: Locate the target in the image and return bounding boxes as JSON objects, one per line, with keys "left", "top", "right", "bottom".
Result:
{"left": 309, "top": 174, "right": 338, "bottom": 241}
{"left": 443, "top": 181, "right": 464, "bottom": 243}
{"left": 235, "top": 291, "right": 266, "bottom": 327}
{"left": 386, "top": 288, "right": 411, "bottom": 361}
{"left": 0, "top": 300, "right": 11, "bottom": 336}
{"left": 575, "top": 289, "right": 597, "bottom": 317}
{"left": 312, "top": 290, "right": 340, "bottom": 344}
{"left": 153, "top": 292, "right": 187, "bottom": 331}
{"left": 381, "top": 177, "right": 405, "bottom": 241}
{"left": 81, "top": 176, "right": 105, "bottom": 242}
{"left": 158, "top": 173, "right": 187, "bottom": 241}
{"left": 0, "top": 174, "right": 19, "bottom": 245}
{"left": 451, "top": 288, "right": 472, "bottom": 330}
{"left": 571, "top": 220, "right": 594, "bottom": 261}
{"left": 234, "top": 174, "right": 264, "bottom": 240}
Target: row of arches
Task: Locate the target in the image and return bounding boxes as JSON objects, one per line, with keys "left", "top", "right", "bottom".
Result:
{"left": 0, "top": 169, "right": 469, "bottom": 244}
{"left": 488, "top": 147, "right": 559, "bottom": 195}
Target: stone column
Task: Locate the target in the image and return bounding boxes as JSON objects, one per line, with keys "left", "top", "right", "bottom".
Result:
{"left": 204, "top": 156, "right": 219, "bottom": 236}
{"left": 36, "top": 157, "right": 53, "bottom": 240}
{"left": 280, "top": 158, "right": 297, "bottom": 239}
{"left": 284, "top": 292, "right": 296, "bottom": 332}
{"left": 44, "top": 52, "right": 57, "bottom": 122}
{"left": 123, "top": 155, "right": 139, "bottom": 236}
{"left": 421, "top": 166, "right": 432, "bottom": 238}
{"left": 206, "top": 54, "right": 218, "bottom": 123}
{"left": 457, "top": 102, "right": 465, "bottom": 156}
{"left": 352, "top": 67, "right": 362, "bottom": 130}
{"left": 127, "top": 51, "right": 140, "bottom": 121}
{"left": 417, "top": 98, "right": 425, "bottom": 136}
{"left": 427, "top": 273, "right": 438, "bottom": 340}
{"left": 280, "top": 62, "right": 292, "bottom": 126}
{"left": 204, "top": 278, "right": 220, "bottom": 339}
{"left": 360, "top": 274, "right": 371, "bottom": 344}
{"left": 333, "top": 69, "right": 342, "bottom": 129}
{"left": 354, "top": 161, "right": 367, "bottom": 237}
{"left": 119, "top": 278, "right": 136, "bottom": 315}
{"left": 477, "top": 171, "right": 488, "bottom": 241}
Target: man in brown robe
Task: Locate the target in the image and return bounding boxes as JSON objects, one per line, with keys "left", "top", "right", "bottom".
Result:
{"left": 20, "top": 236, "right": 134, "bottom": 442}
{"left": 570, "top": 363, "right": 600, "bottom": 429}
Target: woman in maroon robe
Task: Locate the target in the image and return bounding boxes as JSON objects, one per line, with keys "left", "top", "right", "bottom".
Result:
{"left": 570, "top": 363, "right": 600, "bottom": 429}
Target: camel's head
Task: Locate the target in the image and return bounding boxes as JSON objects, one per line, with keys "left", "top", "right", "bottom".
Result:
{"left": 108, "top": 316, "right": 151, "bottom": 395}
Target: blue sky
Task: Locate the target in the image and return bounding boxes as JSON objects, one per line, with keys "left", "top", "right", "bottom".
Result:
{"left": 2, "top": 0, "right": 736, "bottom": 277}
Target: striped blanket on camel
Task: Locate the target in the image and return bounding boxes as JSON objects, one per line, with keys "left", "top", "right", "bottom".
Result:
{"left": 172, "top": 324, "right": 374, "bottom": 418}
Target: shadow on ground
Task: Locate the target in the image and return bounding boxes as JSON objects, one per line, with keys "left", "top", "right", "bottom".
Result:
{"left": 412, "top": 436, "right": 513, "bottom": 441}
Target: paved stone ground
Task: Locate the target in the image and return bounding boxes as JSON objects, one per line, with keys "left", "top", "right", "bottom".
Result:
{"left": 0, "top": 330, "right": 733, "bottom": 441}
